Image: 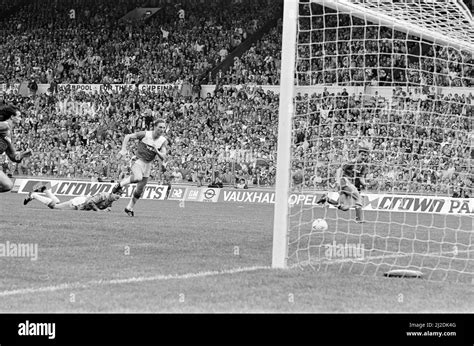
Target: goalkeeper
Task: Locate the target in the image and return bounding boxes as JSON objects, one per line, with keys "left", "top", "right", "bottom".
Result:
{"left": 317, "top": 143, "right": 370, "bottom": 223}
{"left": 0, "top": 105, "right": 33, "bottom": 192}
{"left": 23, "top": 182, "right": 121, "bottom": 211}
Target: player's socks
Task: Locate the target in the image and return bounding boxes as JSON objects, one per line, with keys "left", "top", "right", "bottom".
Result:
{"left": 23, "top": 192, "right": 33, "bottom": 205}
{"left": 31, "top": 193, "right": 52, "bottom": 206}
{"left": 124, "top": 196, "right": 139, "bottom": 217}
{"left": 126, "top": 197, "right": 137, "bottom": 211}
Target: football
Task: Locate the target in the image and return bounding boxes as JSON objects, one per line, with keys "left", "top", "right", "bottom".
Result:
{"left": 312, "top": 218, "right": 328, "bottom": 231}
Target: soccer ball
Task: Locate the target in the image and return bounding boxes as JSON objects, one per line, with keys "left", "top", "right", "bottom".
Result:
{"left": 312, "top": 218, "right": 328, "bottom": 231}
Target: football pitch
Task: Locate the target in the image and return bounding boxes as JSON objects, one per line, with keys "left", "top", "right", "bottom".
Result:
{"left": 0, "top": 192, "right": 472, "bottom": 313}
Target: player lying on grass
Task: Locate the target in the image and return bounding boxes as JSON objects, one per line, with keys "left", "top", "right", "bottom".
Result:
{"left": 112, "top": 118, "right": 168, "bottom": 217}
{"left": 0, "top": 105, "right": 32, "bottom": 192}
{"left": 23, "top": 182, "right": 121, "bottom": 211}
{"left": 317, "top": 143, "right": 370, "bottom": 223}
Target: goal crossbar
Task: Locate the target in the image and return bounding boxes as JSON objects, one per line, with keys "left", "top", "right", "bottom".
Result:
{"left": 311, "top": 0, "right": 474, "bottom": 53}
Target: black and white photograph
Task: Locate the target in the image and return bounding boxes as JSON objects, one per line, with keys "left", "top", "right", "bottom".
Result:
{"left": 0, "top": 0, "right": 473, "bottom": 344}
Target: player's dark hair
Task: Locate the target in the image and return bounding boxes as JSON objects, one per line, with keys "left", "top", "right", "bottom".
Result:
{"left": 154, "top": 118, "right": 166, "bottom": 125}
{"left": 0, "top": 105, "right": 20, "bottom": 121}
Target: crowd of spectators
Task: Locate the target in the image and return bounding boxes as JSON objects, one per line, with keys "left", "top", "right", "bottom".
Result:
{"left": 291, "top": 87, "right": 472, "bottom": 196}
{"left": 0, "top": 0, "right": 472, "bottom": 196}
{"left": 1, "top": 83, "right": 472, "bottom": 196}
{"left": 2, "top": 0, "right": 471, "bottom": 89}
{"left": 296, "top": 5, "right": 473, "bottom": 88}
{"left": 1, "top": 83, "right": 279, "bottom": 188}
{"left": 0, "top": 0, "right": 23, "bottom": 14}
{"left": 222, "top": 22, "right": 283, "bottom": 86}
{"left": 0, "top": 0, "right": 282, "bottom": 86}
{"left": 218, "top": 3, "right": 473, "bottom": 87}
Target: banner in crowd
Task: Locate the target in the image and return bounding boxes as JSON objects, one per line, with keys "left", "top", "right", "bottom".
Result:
{"left": 55, "top": 83, "right": 178, "bottom": 94}
{"left": 2, "top": 83, "right": 471, "bottom": 98}
{"left": 13, "top": 179, "right": 168, "bottom": 200}
{"left": 0, "top": 83, "right": 179, "bottom": 95}
{"left": 0, "top": 83, "right": 21, "bottom": 94}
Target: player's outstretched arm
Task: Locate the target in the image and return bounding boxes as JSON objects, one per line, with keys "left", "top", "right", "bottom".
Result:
{"left": 118, "top": 131, "right": 146, "bottom": 157}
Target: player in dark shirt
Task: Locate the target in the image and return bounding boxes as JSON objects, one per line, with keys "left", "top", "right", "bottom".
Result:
{"left": 0, "top": 105, "right": 32, "bottom": 192}
{"left": 317, "top": 143, "right": 370, "bottom": 223}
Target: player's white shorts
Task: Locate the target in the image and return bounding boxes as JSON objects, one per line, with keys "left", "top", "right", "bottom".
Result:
{"left": 339, "top": 177, "right": 362, "bottom": 207}
{"left": 69, "top": 196, "right": 88, "bottom": 210}
{"left": 131, "top": 159, "right": 151, "bottom": 180}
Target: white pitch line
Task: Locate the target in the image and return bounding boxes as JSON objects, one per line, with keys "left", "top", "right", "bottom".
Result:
{"left": 0, "top": 265, "right": 270, "bottom": 297}
{"left": 1, "top": 251, "right": 472, "bottom": 297}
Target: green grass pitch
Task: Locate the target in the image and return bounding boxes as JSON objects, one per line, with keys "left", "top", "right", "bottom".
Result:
{"left": 0, "top": 192, "right": 472, "bottom": 312}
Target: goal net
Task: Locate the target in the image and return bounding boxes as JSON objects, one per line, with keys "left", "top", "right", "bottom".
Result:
{"left": 272, "top": 0, "right": 473, "bottom": 284}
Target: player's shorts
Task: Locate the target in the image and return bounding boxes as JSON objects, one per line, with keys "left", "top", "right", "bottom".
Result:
{"left": 69, "top": 196, "right": 88, "bottom": 210}
{"left": 131, "top": 159, "right": 152, "bottom": 180}
{"left": 339, "top": 177, "right": 362, "bottom": 207}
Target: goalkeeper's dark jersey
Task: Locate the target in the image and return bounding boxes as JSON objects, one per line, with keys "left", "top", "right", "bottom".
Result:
{"left": 342, "top": 160, "right": 368, "bottom": 190}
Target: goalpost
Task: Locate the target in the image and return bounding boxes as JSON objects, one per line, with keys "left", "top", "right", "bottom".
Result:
{"left": 272, "top": 0, "right": 473, "bottom": 283}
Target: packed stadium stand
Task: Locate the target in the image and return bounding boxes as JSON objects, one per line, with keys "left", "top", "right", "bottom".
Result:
{"left": 0, "top": 0, "right": 472, "bottom": 197}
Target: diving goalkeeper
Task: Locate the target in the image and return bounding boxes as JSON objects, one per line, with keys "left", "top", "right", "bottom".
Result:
{"left": 317, "top": 142, "right": 370, "bottom": 223}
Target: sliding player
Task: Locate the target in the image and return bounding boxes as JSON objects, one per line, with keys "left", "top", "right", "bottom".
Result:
{"left": 23, "top": 182, "right": 121, "bottom": 211}
{"left": 112, "top": 119, "right": 168, "bottom": 217}
{"left": 0, "top": 105, "right": 32, "bottom": 192}
{"left": 317, "top": 143, "right": 370, "bottom": 223}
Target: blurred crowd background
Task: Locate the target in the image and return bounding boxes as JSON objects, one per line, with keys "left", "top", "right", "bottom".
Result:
{"left": 1, "top": 0, "right": 472, "bottom": 197}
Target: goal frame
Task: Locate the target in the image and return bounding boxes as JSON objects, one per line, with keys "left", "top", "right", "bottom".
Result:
{"left": 312, "top": 0, "right": 474, "bottom": 53}
{"left": 271, "top": 0, "right": 474, "bottom": 269}
{"left": 272, "top": 0, "right": 298, "bottom": 269}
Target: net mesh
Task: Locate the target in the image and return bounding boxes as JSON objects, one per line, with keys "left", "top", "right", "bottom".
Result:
{"left": 287, "top": 0, "right": 473, "bottom": 283}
